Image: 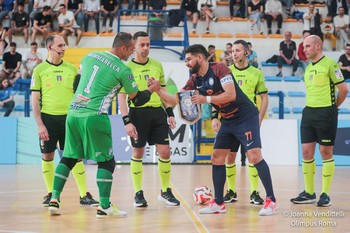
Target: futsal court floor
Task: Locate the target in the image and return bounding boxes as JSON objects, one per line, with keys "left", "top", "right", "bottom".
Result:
{"left": 0, "top": 164, "right": 349, "bottom": 233}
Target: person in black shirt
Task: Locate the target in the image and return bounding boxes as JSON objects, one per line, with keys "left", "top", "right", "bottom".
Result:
{"left": 32, "top": 6, "right": 52, "bottom": 46}
{"left": 66, "top": 0, "right": 84, "bottom": 28}
{"left": 0, "top": 42, "right": 22, "bottom": 84}
{"left": 276, "top": 31, "right": 299, "bottom": 77}
{"left": 100, "top": 0, "right": 118, "bottom": 33}
{"left": 338, "top": 42, "right": 350, "bottom": 80}
{"left": 181, "top": 0, "right": 199, "bottom": 33}
{"left": 8, "top": 3, "right": 30, "bottom": 45}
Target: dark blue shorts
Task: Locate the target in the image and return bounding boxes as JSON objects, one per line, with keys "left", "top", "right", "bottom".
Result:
{"left": 214, "top": 114, "right": 262, "bottom": 151}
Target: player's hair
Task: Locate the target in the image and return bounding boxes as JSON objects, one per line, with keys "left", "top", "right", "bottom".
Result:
{"left": 133, "top": 31, "right": 149, "bottom": 40}
{"left": 112, "top": 32, "right": 133, "bottom": 49}
{"left": 233, "top": 39, "right": 249, "bottom": 54}
{"left": 184, "top": 44, "right": 209, "bottom": 59}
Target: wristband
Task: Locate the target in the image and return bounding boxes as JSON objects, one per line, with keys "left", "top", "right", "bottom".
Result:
{"left": 166, "top": 107, "right": 174, "bottom": 117}
{"left": 206, "top": 96, "right": 211, "bottom": 103}
{"left": 122, "top": 115, "right": 131, "bottom": 125}
{"left": 211, "top": 110, "right": 218, "bottom": 120}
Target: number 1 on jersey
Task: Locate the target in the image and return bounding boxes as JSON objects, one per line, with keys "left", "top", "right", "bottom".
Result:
{"left": 84, "top": 65, "right": 100, "bottom": 93}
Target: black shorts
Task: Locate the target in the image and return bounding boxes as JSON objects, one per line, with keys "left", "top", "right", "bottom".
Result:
{"left": 129, "top": 107, "right": 170, "bottom": 148}
{"left": 214, "top": 114, "right": 262, "bottom": 151}
{"left": 300, "top": 106, "right": 338, "bottom": 145}
{"left": 40, "top": 113, "right": 67, "bottom": 153}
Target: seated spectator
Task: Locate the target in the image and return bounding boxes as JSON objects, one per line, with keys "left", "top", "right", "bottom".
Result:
{"left": 0, "top": 23, "right": 8, "bottom": 57}
{"left": 149, "top": 0, "right": 167, "bottom": 18}
{"left": 247, "top": 42, "right": 258, "bottom": 68}
{"left": 83, "top": 0, "right": 100, "bottom": 34}
{"left": 229, "top": 0, "right": 246, "bottom": 19}
{"left": 248, "top": 0, "right": 264, "bottom": 34}
{"left": 297, "top": 30, "right": 311, "bottom": 72}
{"left": 8, "top": 3, "right": 30, "bottom": 46}
{"left": 338, "top": 43, "right": 350, "bottom": 80}
{"left": 280, "top": 0, "right": 293, "bottom": 18}
{"left": 30, "top": 0, "right": 51, "bottom": 25}
{"left": 264, "top": 0, "right": 283, "bottom": 35}
{"left": 0, "top": 0, "right": 16, "bottom": 26}
{"left": 303, "top": 4, "right": 323, "bottom": 39}
{"left": 321, "top": 14, "right": 337, "bottom": 51}
{"left": 220, "top": 42, "right": 233, "bottom": 66}
{"left": 0, "top": 78, "right": 15, "bottom": 117}
{"left": 334, "top": 6, "right": 350, "bottom": 47}
{"left": 208, "top": 44, "right": 216, "bottom": 62}
{"left": 100, "top": 0, "right": 118, "bottom": 33}
{"left": 66, "top": 0, "right": 84, "bottom": 29}
{"left": 0, "top": 42, "right": 22, "bottom": 84}
{"left": 276, "top": 31, "right": 299, "bottom": 77}
{"left": 58, "top": 4, "right": 82, "bottom": 47}
{"left": 135, "top": 0, "right": 147, "bottom": 14}
{"left": 117, "top": 0, "right": 133, "bottom": 16}
{"left": 51, "top": 0, "right": 65, "bottom": 30}
{"left": 32, "top": 6, "right": 52, "bottom": 46}
{"left": 329, "top": 0, "right": 348, "bottom": 18}
{"left": 181, "top": 0, "right": 200, "bottom": 33}
{"left": 22, "top": 42, "right": 42, "bottom": 79}
{"left": 197, "top": 0, "right": 218, "bottom": 34}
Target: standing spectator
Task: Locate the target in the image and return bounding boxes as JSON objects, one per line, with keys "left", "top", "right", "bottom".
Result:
{"left": 338, "top": 42, "right": 350, "bottom": 80}
{"left": 0, "top": 0, "right": 17, "bottom": 26}
{"left": 65, "top": 0, "right": 84, "bottom": 29}
{"left": 58, "top": 4, "right": 82, "bottom": 47}
{"left": 0, "top": 23, "right": 8, "bottom": 57}
{"left": 247, "top": 42, "right": 258, "bottom": 68}
{"left": 117, "top": 0, "right": 133, "bottom": 15}
{"left": 181, "top": 0, "right": 199, "bottom": 33}
{"left": 100, "top": 0, "right": 118, "bottom": 33}
{"left": 329, "top": 0, "right": 348, "bottom": 18}
{"left": 0, "top": 42, "right": 22, "bottom": 84}
{"left": 220, "top": 42, "right": 233, "bottom": 66}
{"left": 276, "top": 31, "right": 299, "bottom": 77}
{"left": 83, "top": 0, "right": 100, "bottom": 34}
{"left": 197, "top": 0, "right": 218, "bottom": 34}
{"left": 0, "top": 78, "right": 15, "bottom": 117}
{"left": 208, "top": 44, "right": 216, "bottom": 62}
{"left": 8, "top": 2, "right": 30, "bottom": 46}
{"left": 290, "top": 35, "right": 348, "bottom": 207}
{"left": 298, "top": 30, "right": 311, "bottom": 72}
{"left": 264, "top": 0, "right": 283, "bottom": 35}
{"left": 333, "top": 6, "right": 350, "bottom": 47}
{"left": 248, "top": 0, "right": 264, "bottom": 34}
{"left": 22, "top": 42, "right": 42, "bottom": 79}
{"left": 303, "top": 4, "right": 323, "bottom": 39}
{"left": 32, "top": 5, "right": 52, "bottom": 46}
{"left": 321, "top": 14, "right": 337, "bottom": 51}
{"left": 229, "top": 0, "right": 246, "bottom": 18}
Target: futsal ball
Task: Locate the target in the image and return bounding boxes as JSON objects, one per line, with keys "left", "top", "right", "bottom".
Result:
{"left": 193, "top": 186, "right": 213, "bottom": 205}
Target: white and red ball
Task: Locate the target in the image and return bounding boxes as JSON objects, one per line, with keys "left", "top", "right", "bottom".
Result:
{"left": 193, "top": 186, "right": 213, "bottom": 205}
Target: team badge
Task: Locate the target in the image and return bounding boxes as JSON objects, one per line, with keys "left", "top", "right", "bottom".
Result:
{"left": 209, "top": 77, "right": 214, "bottom": 86}
{"left": 176, "top": 90, "right": 201, "bottom": 124}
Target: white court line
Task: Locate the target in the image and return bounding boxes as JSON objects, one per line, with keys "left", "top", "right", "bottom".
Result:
{"left": 0, "top": 230, "right": 37, "bottom": 233}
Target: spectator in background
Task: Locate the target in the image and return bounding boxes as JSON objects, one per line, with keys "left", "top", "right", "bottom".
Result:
{"left": 0, "top": 23, "right": 9, "bottom": 57}
{"left": 329, "top": 0, "right": 348, "bottom": 18}
{"left": 83, "top": 0, "right": 100, "bottom": 34}
{"left": 321, "top": 14, "right": 337, "bottom": 51}
{"left": 298, "top": 30, "right": 311, "bottom": 72}
{"left": 149, "top": 0, "right": 167, "bottom": 17}
{"left": 197, "top": 0, "right": 218, "bottom": 34}
{"left": 0, "top": 0, "right": 17, "bottom": 26}
{"left": 220, "top": 43, "right": 233, "bottom": 66}
{"left": 229, "top": 0, "right": 246, "bottom": 19}
{"left": 181, "top": 0, "right": 200, "bottom": 33}
{"left": 280, "top": 0, "right": 293, "bottom": 18}
{"left": 100, "top": 0, "right": 118, "bottom": 33}
{"left": 0, "top": 78, "right": 15, "bottom": 117}
{"left": 303, "top": 4, "right": 323, "bottom": 39}
{"left": 117, "top": 0, "right": 133, "bottom": 15}
{"left": 22, "top": 42, "right": 42, "bottom": 79}
{"left": 134, "top": 0, "right": 147, "bottom": 14}
{"left": 51, "top": 0, "right": 65, "bottom": 30}
{"left": 208, "top": 44, "right": 216, "bottom": 62}
{"left": 30, "top": 0, "right": 51, "bottom": 25}
{"left": 58, "top": 4, "right": 82, "bottom": 47}
{"left": 248, "top": 0, "right": 264, "bottom": 34}
{"left": 333, "top": 6, "right": 350, "bottom": 47}
{"left": 264, "top": 0, "right": 283, "bottom": 35}
{"left": 247, "top": 42, "right": 258, "bottom": 68}
{"left": 0, "top": 42, "right": 22, "bottom": 84}
{"left": 338, "top": 43, "right": 350, "bottom": 80}
{"left": 276, "top": 31, "right": 299, "bottom": 77}
{"left": 8, "top": 3, "right": 30, "bottom": 46}
{"left": 32, "top": 5, "right": 52, "bottom": 46}
{"left": 65, "top": 0, "right": 84, "bottom": 29}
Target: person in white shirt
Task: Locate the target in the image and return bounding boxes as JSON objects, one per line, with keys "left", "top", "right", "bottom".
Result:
{"left": 58, "top": 4, "right": 82, "bottom": 47}
{"left": 22, "top": 42, "right": 42, "bottom": 79}
{"left": 264, "top": 0, "right": 282, "bottom": 35}
{"left": 197, "top": 0, "right": 217, "bottom": 34}
{"left": 333, "top": 6, "right": 350, "bottom": 47}
{"left": 83, "top": 0, "right": 100, "bottom": 34}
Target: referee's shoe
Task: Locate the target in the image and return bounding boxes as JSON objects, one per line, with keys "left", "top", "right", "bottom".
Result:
{"left": 158, "top": 188, "right": 180, "bottom": 206}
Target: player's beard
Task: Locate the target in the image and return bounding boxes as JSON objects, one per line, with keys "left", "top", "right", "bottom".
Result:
{"left": 189, "top": 60, "right": 200, "bottom": 74}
